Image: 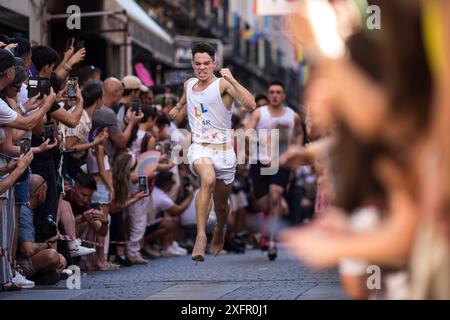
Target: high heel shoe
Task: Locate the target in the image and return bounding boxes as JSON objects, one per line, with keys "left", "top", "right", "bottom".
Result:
{"left": 211, "top": 226, "right": 225, "bottom": 257}
{"left": 191, "top": 234, "right": 207, "bottom": 262}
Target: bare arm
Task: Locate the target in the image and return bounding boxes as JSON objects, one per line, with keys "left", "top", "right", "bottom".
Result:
{"left": 109, "top": 191, "right": 149, "bottom": 212}
{"left": 169, "top": 79, "right": 191, "bottom": 122}
{"left": 165, "top": 188, "right": 194, "bottom": 216}
{"left": 0, "top": 151, "right": 34, "bottom": 194}
{"left": 293, "top": 113, "right": 304, "bottom": 145}
{"left": 319, "top": 59, "right": 387, "bottom": 141}
{"left": 54, "top": 48, "right": 86, "bottom": 80}
{"left": 95, "top": 145, "right": 113, "bottom": 192}
{"left": 50, "top": 105, "right": 82, "bottom": 128}
{"left": 110, "top": 112, "right": 143, "bottom": 149}
{"left": 20, "top": 242, "right": 50, "bottom": 258}
{"left": 280, "top": 136, "right": 335, "bottom": 168}
{"left": 5, "top": 94, "right": 55, "bottom": 131}
{"left": 243, "top": 108, "right": 260, "bottom": 132}
{"left": 220, "top": 69, "right": 256, "bottom": 111}
{"left": 65, "top": 130, "right": 107, "bottom": 153}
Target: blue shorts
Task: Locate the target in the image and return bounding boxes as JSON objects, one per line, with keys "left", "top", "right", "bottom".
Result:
{"left": 15, "top": 168, "right": 30, "bottom": 204}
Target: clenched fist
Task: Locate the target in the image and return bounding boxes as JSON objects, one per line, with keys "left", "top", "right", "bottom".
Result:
{"left": 220, "top": 68, "right": 236, "bottom": 83}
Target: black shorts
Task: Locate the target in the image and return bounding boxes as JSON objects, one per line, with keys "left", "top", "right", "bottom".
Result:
{"left": 145, "top": 221, "right": 162, "bottom": 235}
{"left": 249, "top": 162, "right": 291, "bottom": 200}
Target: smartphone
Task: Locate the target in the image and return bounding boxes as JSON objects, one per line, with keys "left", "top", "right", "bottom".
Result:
{"left": 29, "top": 76, "right": 51, "bottom": 98}
{"left": 67, "top": 77, "right": 78, "bottom": 100}
{"left": 65, "top": 37, "right": 74, "bottom": 51}
{"left": 75, "top": 40, "right": 85, "bottom": 51}
{"left": 40, "top": 77, "right": 51, "bottom": 96}
{"left": 138, "top": 176, "right": 148, "bottom": 193}
{"left": 44, "top": 122, "right": 55, "bottom": 144}
{"left": 91, "top": 202, "right": 101, "bottom": 210}
{"left": 131, "top": 99, "right": 140, "bottom": 115}
{"left": 27, "top": 77, "right": 40, "bottom": 98}
{"left": 19, "top": 138, "right": 31, "bottom": 155}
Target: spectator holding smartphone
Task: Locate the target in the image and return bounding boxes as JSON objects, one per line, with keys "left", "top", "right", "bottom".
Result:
{"left": 60, "top": 80, "right": 108, "bottom": 181}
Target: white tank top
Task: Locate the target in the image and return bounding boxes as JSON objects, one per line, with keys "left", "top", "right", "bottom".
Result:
{"left": 186, "top": 78, "right": 233, "bottom": 144}
{"left": 255, "top": 106, "right": 296, "bottom": 161}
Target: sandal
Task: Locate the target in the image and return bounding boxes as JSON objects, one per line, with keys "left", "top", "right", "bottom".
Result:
{"left": 211, "top": 226, "right": 225, "bottom": 257}
{"left": 192, "top": 234, "right": 207, "bottom": 262}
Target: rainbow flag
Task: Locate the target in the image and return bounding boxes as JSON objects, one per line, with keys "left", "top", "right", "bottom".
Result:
{"left": 294, "top": 43, "right": 305, "bottom": 63}
{"left": 242, "top": 30, "right": 267, "bottom": 44}
{"left": 241, "top": 29, "right": 255, "bottom": 41}
{"left": 136, "top": 151, "right": 161, "bottom": 177}
{"left": 229, "top": 12, "right": 239, "bottom": 28}
{"left": 299, "top": 64, "right": 309, "bottom": 86}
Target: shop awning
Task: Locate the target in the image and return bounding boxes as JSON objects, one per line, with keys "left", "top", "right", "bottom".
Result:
{"left": 115, "top": 0, "right": 173, "bottom": 64}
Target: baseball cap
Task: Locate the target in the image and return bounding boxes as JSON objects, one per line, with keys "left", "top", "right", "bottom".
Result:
{"left": 122, "top": 75, "right": 147, "bottom": 92}
{"left": 12, "top": 65, "right": 27, "bottom": 85}
{"left": 0, "top": 49, "right": 15, "bottom": 73}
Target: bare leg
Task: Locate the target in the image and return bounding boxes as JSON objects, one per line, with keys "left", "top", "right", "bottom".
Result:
{"left": 191, "top": 158, "right": 216, "bottom": 261}
{"left": 267, "top": 184, "right": 284, "bottom": 257}
{"left": 59, "top": 201, "right": 77, "bottom": 249}
{"left": 211, "top": 180, "right": 232, "bottom": 256}
{"left": 11, "top": 204, "right": 20, "bottom": 264}
{"left": 30, "top": 249, "right": 60, "bottom": 273}
{"left": 96, "top": 204, "right": 109, "bottom": 266}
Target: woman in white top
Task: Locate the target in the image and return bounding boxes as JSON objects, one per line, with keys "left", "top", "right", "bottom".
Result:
{"left": 60, "top": 80, "right": 108, "bottom": 177}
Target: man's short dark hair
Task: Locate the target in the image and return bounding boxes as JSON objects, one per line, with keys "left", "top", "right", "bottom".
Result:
{"left": 156, "top": 112, "right": 171, "bottom": 128}
{"left": 82, "top": 80, "right": 103, "bottom": 107}
{"left": 12, "top": 36, "right": 30, "bottom": 58}
{"left": 31, "top": 45, "right": 60, "bottom": 73}
{"left": 268, "top": 80, "right": 285, "bottom": 90}
{"left": 141, "top": 104, "right": 157, "bottom": 122}
{"left": 255, "top": 94, "right": 268, "bottom": 103}
{"left": 155, "top": 171, "right": 174, "bottom": 189}
{"left": 192, "top": 42, "right": 215, "bottom": 60}
{"left": 74, "top": 173, "right": 97, "bottom": 191}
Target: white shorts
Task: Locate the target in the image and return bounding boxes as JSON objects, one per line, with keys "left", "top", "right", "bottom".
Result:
{"left": 187, "top": 143, "right": 237, "bottom": 185}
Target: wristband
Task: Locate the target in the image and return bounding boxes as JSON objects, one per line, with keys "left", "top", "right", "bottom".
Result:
{"left": 19, "top": 104, "right": 27, "bottom": 114}
{"left": 64, "top": 63, "right": 73, "bottom": 71}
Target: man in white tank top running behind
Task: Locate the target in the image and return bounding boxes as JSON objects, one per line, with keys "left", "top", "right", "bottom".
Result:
{"left": 245, "top": 80, "right": 304, "bottom": 260}
{"left": 170, "top": 42, "right": 256, "bottom": 262}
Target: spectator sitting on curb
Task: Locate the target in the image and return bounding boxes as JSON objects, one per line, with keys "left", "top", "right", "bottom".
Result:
{"left": 17, "top": 174, "right": 67, "bottom": 285}
{"left": 62, "top": 173, "right": 108, "bottom": 253}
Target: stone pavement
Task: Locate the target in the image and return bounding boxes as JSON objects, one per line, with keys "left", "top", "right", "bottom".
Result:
{"left": 0, "top": 246, "right": 347, "bottom": 300}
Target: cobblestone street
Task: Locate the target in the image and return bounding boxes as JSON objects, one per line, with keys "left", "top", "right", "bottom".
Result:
{"left": 0, "top": 246, "right": 347, "bottom": 300}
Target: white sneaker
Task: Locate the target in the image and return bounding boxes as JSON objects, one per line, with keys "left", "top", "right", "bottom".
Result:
{"left": 161, "top": 245, "right": 184, "bottom": 257}
{"left": 70, "top": 244, "right": 96, "bottom": 257}
{"left": 12, "top": 272, "right": 35, "bottom": 289}
{"left": 174, "top": 246, "right": 187, "bottom": 255}
{"left": 170, "top": 242, "right": 187, "bottom": 255}
{"left": 62, "top": 269, "right": 73, "bottom": 276}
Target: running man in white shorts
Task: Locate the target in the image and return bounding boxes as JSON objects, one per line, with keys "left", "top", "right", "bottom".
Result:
{"left": 170, "top": 42, "right": 256, "bottom": 261}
